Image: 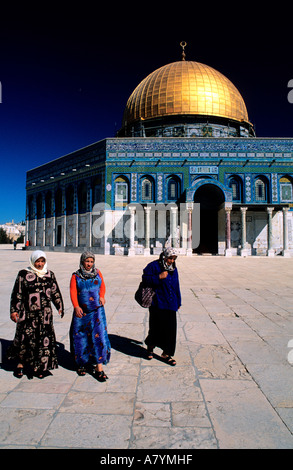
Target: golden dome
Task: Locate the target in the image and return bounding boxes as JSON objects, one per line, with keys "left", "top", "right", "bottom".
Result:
{"left": 123, "top": 60, "right": 250, "bottom": 126}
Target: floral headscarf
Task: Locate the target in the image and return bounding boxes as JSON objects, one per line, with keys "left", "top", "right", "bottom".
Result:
{"left": 159, "top": 247, "right": 177, "bottom": 272}
{"left": 163, "top": 247, "right": 177, "bottom": 259}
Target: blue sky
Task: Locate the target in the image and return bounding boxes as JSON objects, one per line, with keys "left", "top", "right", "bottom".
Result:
{"left": 0, "top": 5, "right": 292, "bottom": 224}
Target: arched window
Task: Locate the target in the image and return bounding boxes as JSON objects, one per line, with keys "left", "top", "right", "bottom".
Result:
{"left": 66, "top": 185, "right": 74, "bottom": 214}
{"left": 254, "top": 177, "right": 268, "bottom": 202}
{"left": 92, "top": 176, "right": 102, "bottom": 206}
{"left": 228, "top": 175, "right": 243, "bottom": 202}
{"left": 78, "top": 182, "right": 88, "bottom": 214}
{"left": 45, "top": 191, "right": 52, "bottom": 218}
{"left": 28, "top": 196, "right": 34, "bottom": 220}
{"left": 167, "top": 176, "right": 180, "bottom": 201}
{"left": 115, "top": 176, "right": 129, "bottom": 207}
{"left": 141, "top": 176, "right": 154, "bottom": 202}
{"left": 36, "top": 194, "right": 43, "bottom": 219}
{"left": 280, "top": 176, "right": 293, "bottom": 202}
{"left": 55, "top": 188, "right": 63, "bottom": 217}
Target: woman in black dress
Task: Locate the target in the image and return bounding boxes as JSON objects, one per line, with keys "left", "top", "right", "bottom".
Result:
{"left": 143, "top": 247, "right": 181, "bottom": 366}
{"left": 8, "top": 250, "right": 64, "bottom": 378}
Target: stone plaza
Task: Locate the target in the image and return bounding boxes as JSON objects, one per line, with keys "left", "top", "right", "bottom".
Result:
{"left": 0, "top": 245, "right": 293, "bottom": 449}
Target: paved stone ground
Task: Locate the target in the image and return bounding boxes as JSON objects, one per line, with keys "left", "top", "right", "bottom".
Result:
{"left": 0, "top": 245, "right": 293, "bottom": 449}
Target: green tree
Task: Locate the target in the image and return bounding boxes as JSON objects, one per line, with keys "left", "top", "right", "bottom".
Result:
{"left": 0, "top": 228, "right": 11, "bottom": 244}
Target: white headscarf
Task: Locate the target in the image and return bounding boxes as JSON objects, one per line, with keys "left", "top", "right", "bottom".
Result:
{"left": 27, "top": 250, "right": 48, "bottom": 278}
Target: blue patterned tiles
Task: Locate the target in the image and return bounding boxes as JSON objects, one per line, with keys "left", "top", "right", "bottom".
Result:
{"left": 106, "top": 137, "right": 293, "bottom": 158}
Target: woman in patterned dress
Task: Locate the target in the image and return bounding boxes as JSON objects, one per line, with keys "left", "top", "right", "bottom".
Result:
{"left": 8, "top": 250, "right": 64, "bottom": 378}
{"left": 70, "top": 251, "right": 111, "bottom": 381}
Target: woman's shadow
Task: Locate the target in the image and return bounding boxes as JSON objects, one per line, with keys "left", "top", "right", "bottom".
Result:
{"left": 1, "top": 335, "right": 157, "bottom": 376}
{"left": 0, "top": 338, "right": 76, "bottom": 374}
{"left": 108, "top": 334, "right": 150, "bottom": 360}
{"left": 0, "top": 339, "right": 15, "bottom": 372}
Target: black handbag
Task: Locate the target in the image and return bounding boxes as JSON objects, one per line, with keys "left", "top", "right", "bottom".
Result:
{"left": 134, "top": 281, "right": 155, "bottom": 308}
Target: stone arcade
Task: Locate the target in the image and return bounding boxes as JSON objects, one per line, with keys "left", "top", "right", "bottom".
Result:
{"left": 26, "top": 46, "right": 293, "bottom": 256}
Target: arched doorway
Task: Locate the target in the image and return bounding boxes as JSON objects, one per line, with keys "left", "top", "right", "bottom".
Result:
{"left": 194, "top": 183, "right": 225, "bottom": 254}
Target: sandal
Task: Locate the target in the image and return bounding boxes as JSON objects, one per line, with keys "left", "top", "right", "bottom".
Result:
{"left": 34, "top": 366, "right": 51, "bottom": 379}
{"left": 161, "top": 355, "right": 176, "bottom": 366}
{"left": 77, "top": 367, "right": 86, "bottom": 376}
{"left": 14, "top": 366, "right": 24, "bottom": 378}
{"left": 34, "top": 368, "right": 45, "bottom": 379}
{"left": 147, "top": 347, "right": 154, "bottom": 360}
{"left": 93, "top": 370, "right": 108, "bottom": 382}
{"left": 35, "top": 371, "right": 45, "bottom": 379}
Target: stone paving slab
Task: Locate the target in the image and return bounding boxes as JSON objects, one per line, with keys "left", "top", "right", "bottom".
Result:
{"left": 200, "top": 379, "right": 293, "bottom": 449}
{"left": 0, "top": 246, "right": 293, "bottom": 449}
{"left": 40, "top": 413, "right": 133, "bottom": 449}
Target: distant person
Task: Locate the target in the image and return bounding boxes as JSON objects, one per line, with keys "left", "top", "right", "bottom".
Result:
{"left": 70, "top": 251, "right": 111, "bottom": 381}
{"left": 8, "top": 250, "right": 64, "bottom": 378}
{"left": 13, "top": 240, "right": 17, "bottom": 250}
{"left": 142, "top": 247, "right": 181, "bottom": 366}
{"left": 23, "top": 240, "right": 30, "bottom": 250}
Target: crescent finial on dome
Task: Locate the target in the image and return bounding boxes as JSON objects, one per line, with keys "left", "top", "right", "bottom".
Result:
{"left": 180, "top": 41, "right": 187, "bottom": 61}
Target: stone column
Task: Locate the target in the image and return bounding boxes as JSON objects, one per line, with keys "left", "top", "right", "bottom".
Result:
{"left": 128, "top": 206, "right": 136, "bottom": 256}
{"left": 88, "top": 186, "right": 93, "bottom": 248}
{"left": 25, "top": 219, "right": 29, "bottom": 246}
{"left": 283, "top": 207, "right": 290, "bottom": 257}
{"left": 74, "top": 184, "right": 79, "bottom": 248}
{"left": 42, "top": 194, "right": 46, "bottom": 247}
{"left": 267, "top": 207, "right": 274, "bottom": 257}
{"left": 240, "top": 207, "right": 248, "bottom": 257}
{"left": 170, "top": 205, "right": 178, "bottom": 248}
{"left": 186, "top": 204, "right": 193, "bottom": 256}
{"left": 34, "top": 217, "right": 37, "bottom": 246}
{"left": 225, "top": 205, "right": 232, "bottom": 257}
{"left": 103, "top": 209, "right": 112, "bottom": 255}
{"left": 25, "top": 195, "right": 29, "bottom": 246}
{"left": 52, "top": 193, "right": 56, "bottom": 247}
{"left": 63, "top": 214, "right": 67, "bottom": 248}
{"left": 62, "top": 187, "right": 67, "bottom": 248}
{"left": 33, "top": 195, "right": 37, "bottom": 247}
{"left": 144, "top": 206, "right": 151, "bottom": 256}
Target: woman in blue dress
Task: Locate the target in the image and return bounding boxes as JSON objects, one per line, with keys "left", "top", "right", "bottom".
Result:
{"left": 142, "top": 247, "right": 181, "bottom": 366}
{"left": 70, "top": 251, "right": 111, "bottom": 381}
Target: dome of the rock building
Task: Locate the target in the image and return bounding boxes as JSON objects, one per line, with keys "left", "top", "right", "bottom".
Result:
{"left": 119, "top": 59, "right": 254, "bottom": 138}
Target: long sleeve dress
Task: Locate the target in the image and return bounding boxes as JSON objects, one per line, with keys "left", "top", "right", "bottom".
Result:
{"left": 8, "top": 269, "right": 64, "bottom": 373}
{"left": 70, "top": 269, "right": 111, "bottom": 368}
{"left": 143, "top": 259, "right": 181, "bottom": 356}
